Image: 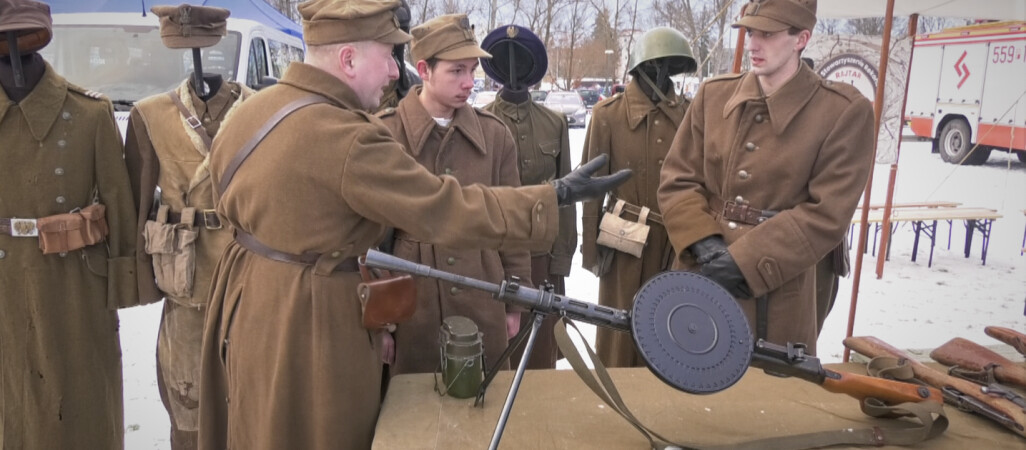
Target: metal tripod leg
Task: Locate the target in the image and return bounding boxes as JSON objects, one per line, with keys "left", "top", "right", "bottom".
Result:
{"left": 488, "top": 312, "right": 544, "bottom": 450}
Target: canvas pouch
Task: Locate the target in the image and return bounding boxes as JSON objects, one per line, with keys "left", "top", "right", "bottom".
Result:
{"left": 596, "top": 199, "right": 651, "bottom": 258}
{"left": 143, "top": 205, "right": 198, "bottom": 298}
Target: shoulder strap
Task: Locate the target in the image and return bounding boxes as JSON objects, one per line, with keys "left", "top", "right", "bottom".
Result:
{"left": 217, "top": 94, "right": 330, "bottom": 196}
{"left": 168, "top": 90, "right": 212, "bottom": 151}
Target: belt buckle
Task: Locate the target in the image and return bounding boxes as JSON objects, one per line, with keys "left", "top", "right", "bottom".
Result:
{"left": 186, "top": 115, "right": 203, "bottom": 129}
{"left": 201, "top": 209, "right": 222, "bottom": 230}
{"left": 10, "top": 218, "right": 38, "bottom": 237}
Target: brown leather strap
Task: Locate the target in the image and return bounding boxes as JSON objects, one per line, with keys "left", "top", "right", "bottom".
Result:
{"left": 0, "top": 218, "right": 13, "bottom": 235}
{"left": 167, "top": 209, "right": 222, "bottom": 229}
{"left": 235, "top": 231, "right": 358, "bottom": 272}
{"left": 217, "top": 94, "right": 330, "bottom": 196}
{"left": 608, "top": 198, "right": 663, "bottom": 226}
{"left": 168, "top": 90, "right": 213, "bottom": 150}
{"left": 709, "top": 195, "right": 777, "bottom": 226}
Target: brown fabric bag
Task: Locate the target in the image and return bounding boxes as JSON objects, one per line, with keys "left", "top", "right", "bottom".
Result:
{"left": 357, "top": 256, "right": 416, "bottom": 330}
{"left": 143, "top": 205, "right": 198, "bottom": 298}
{"left": 37, "top": 203, "right": 109, "bottom": 254}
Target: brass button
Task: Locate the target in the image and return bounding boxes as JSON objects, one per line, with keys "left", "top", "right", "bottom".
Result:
{"left": 57, "top": 139, "right": 67, "bottom": 148}
{"left": 447, "top": 257, "right": 456, "bottom": 265}
{"left": 54, "top": 167, "right": 65, "bottom": 176}
{"left": 56, "top": 195, "right": 66, "bottom": 204}
{"left": 520, "top": 135, "right": 527, "bottom": 141}
{"left": 738, "top": 170, "right": 750, "bottom": 180}
{"left": 745, "top": 142, "right": 756, "bottom": 151}
{"left": 654, "top": 119, "right": 660, "bottom": 125}
{"left": 59, "top": 252, "right": 67, "bottom": 258}
{"left": 728, "top": 222, "right": 738, "bottom": 230}
{"left": 657, "top": 159, "right": 664, "bottom": 165}
{"left": 203, "top": 117, "right": 212, "bottom": 123}
{"left": 450, "top": 286, "right": 459, "bottom": 295}
{"left": 754, "top": 114, "right": 764, "bottom": 123}
{"left": 444, "top": 168, "right": 452, "bottom": 175}
{"left": 61, "top": 111, "right": 72, "bottom": 120}
{"left": 656, "top": 138, "right": 663, "bottom": 143}
{"left": 330, "top": 251, "right": 341, "bottom": 258}
{"left": 537, "top": 203, "right": 544, "bottom": 212}
{"left": 735, "top": 195, "right": 744, "bottom": 203}
{"left": 0, "top": 249, "right": 6, "bottom": 259}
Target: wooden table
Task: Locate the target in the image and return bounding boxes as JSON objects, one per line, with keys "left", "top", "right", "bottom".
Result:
{"left": 373, "top": 364, "right": 1022, "bottom": 449}
{"left": 854, "top": 200, "right": 963, "bottom": 211}
{"left": 852, "top": 207, "right": 1002, "bottom": 266}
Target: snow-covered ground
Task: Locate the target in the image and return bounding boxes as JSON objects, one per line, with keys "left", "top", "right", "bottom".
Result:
{"left": 118, "top": 127, "right": 1026, "bottom": 448}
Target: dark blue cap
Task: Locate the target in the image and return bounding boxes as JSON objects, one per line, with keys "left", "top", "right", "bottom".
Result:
{"left": 480, "top": 24, "right": 547, "bottom": 90}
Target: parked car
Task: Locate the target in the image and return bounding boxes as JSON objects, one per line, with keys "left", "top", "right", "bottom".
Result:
{"left": 577, "top": 89, "right": 601, "bottom": 109}
{"left": 469, "top": 90, "right": 497, "bottom": 108}
{"left": 543, "top": 91, "right": 588, "bottom": 128}
{"left": 530, "top": 90, "right": 549, "bottom": 102}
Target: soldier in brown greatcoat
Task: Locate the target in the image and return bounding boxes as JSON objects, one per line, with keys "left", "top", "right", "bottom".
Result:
{"left": 581, "top": 27, "right": 696, "bottom": 368}
{"left": 0, "top": 0, "right": 138, "bottom": 448}
{"left": 196, "top": 1, "right": 629, "bottom": 448}
{"left": 122, "top": 5, "right": 253, "bottom": 449}
{"left": 658, "top": 0, "right": 875, "bottom": 354}
{"left": 480, "top": 24, "right": 576, "bottom": 369}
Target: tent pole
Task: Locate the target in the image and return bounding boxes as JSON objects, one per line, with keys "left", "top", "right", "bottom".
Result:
{"left": 844, "top": 0, "right": 895, "bottom": 363}
{"left": 731, "top": 3, "right": 748, "bottom": 73}
{"left": 876, "top": 14, "right": 920, "bottom": 279}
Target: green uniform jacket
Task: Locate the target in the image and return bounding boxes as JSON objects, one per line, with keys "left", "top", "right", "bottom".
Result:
{"left": 378, "top": 89, "right": 533, "bottom": 376}
{"left": 581, "top": 81, "right": 688, "bottom": 367}
{"left": 658, "top": 64, "right": 875, "bottom": 354}
{"left": 0, "top": 62, "right": 137, "bottom": 450}
{"left": 198, "top": 63, "right": 558, "bottom": 450}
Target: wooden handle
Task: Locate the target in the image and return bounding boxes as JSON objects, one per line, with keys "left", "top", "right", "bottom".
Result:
{"left": 985, "top": 326, "right": 1026, "bottom": 356}
{"left": 930, "top": 337, "right": 1026, "bottom": 389}
{"left": 821, "top": 369, "right": 942, "bottom": 405}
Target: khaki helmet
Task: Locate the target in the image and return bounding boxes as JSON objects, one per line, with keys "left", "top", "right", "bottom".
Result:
{"left": 627, "top": 27, "right": 697, "bottom": 76}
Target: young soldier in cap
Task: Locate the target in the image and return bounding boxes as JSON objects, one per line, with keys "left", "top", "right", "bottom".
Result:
{"left": 480, "top": 24, "right": 576, "bottom": 370}
{"left": 376, "top": 13, "right": 534, "bottom": 376}
{"left": 581, "top": 27, "right": 696, "bottom": 367}
{"left": 197, "top": 0, "right": 630, "bottom": 448}
{"left": 0, "top": 0, "right": 138, "bottom": 448}
{"left": 122, "top": 4, "right": 253, "bottom": 449}
{"left": 658, "top": 0, "right": 874, "bottom": 354}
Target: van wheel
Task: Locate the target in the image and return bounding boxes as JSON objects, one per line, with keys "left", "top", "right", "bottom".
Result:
{"left": 1017, "top": 151, "right": 1026, "bottom": 163}
{"left": 938, "top": 119, "right": 990, "bottom": 165}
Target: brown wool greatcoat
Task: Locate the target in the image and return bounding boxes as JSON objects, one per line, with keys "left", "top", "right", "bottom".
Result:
{"left": 378, "top": 89, "right": 533, "bottom": 375}
{"left": 657, "top": 64, "right": 875, "bottom": 354}
{"left": 0, "top": 63, "right": 137, "bottom": 450}
{"left": 581, "top": 81, "right": 688, "bottom": 368}
{"left": 198, "top": 63, "right": 558, "bottom": 450}
{"left": 484, "top": 95, "right": 576, "bottom": 369}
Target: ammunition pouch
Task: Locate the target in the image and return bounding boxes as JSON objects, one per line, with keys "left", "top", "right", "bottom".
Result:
{"left": 37, "top": 203, "right": 109, "bottom": 254}
{"left": 358, "top": 256, "right": 416, "bottom": 330}
{"left": 143, "top": 205, "right": 198, "bottom": 298}
{"left": 596, "top": 199, "right": 651, "bottom": 258}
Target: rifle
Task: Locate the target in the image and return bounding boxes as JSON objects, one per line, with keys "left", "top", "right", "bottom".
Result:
{"left": 986, "top": 326, "right": 1026, "bottom": 356}
{"left": 845, "top": 336, "right": 1026, "bottom": 437}
{"left": 930, "top": 337, "right": 1026, "bottom": 389}
{"left": 364, "top": 250, "right": 941, "bottom": 407}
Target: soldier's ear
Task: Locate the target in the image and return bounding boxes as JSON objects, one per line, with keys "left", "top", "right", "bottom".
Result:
{"left": 416, "top": 60, "right": 430, "bottom": 81}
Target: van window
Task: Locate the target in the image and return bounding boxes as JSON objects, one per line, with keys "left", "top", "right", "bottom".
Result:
{"left": 39, "top": 25, "right": 241, "bottom": 109}
{"left": 247, "top": 37, "right": 269, "bottom": 88}
{"left": 268, "top": 40, "right": 304, "bottom": 78}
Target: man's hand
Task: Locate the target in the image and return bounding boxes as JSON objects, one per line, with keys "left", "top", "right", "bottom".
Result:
{"left": 506, "top": 312, "right": 521, "bottom": 339}
{"left": 552, "top": 154, "right": 632, "bottom": 206}
{"left": 699, "top": 251, "right": 753, "bottom": 299}
{"left": 379, "top": 330, "right": 395, "bottom": 365}
{"left": 688, "top": 235, "right": 728, "bottom": 264}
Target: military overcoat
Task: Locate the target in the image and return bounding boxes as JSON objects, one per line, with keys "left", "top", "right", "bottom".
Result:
{"left": 198, "top": 63, "right": 558, "bottom": 450}
{"left": 581, "top": 81, "right": 688, "bottom": 367}
{"left": 657, "top": 64, "right": 874, "bottom": 353}
{"left": 379, "top": 89, "right": 533, "bottom": 375}
{"left": 0, "top": 63, "right": 137, "bottom": 449}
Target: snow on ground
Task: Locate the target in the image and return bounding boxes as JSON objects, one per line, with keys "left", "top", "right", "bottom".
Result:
{"left": 118, "top": 124, "right": 1026, "bottom": 448}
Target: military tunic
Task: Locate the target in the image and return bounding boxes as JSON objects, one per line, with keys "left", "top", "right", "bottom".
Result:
{"left": 0, "top": 62, "right": 137, "bottom": 450}
{"left": 484, "top": 95, "right": 576, "bottom": 369}
{"left": 124, "top": 78, "right": 252, "bottom": 449}
{"left": 379, "top": 89, "right": 534, "bottom": 376}
{"left": 657, "top": 64, "right": 875, "bottom": 354}
{"left": 198, "top": 63, "right": 558, "bottom": 450}
{"left": 581, "top": 81, "right": 688, "bottom": 368}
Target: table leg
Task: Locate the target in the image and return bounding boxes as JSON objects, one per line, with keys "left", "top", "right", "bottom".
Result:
{"left": 947, "top": 220, "right": 953, "bottom": 249}
{"left": 928, "top": 220, "right": 938, "bottom": 267}
{"left": 911, "top": 221, "right": 922, "bottom": 263}
{"left": 981, "top": 220, "right": 992, "bottom": 265}
{"left": 964, "top": 219, "right": 976, "bottom": 259}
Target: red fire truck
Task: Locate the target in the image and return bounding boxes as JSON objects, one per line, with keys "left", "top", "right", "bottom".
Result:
{"left": 905, "top": 21, "right": 1026, "bottom": 165}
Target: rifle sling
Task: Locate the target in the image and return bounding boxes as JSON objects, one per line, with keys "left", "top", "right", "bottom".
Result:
{"left": 553, "top": 318, "right": 947, "bottom": 449}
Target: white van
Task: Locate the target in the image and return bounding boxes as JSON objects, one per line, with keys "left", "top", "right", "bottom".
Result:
{"left": 40, "top": 12, "right": 305, "bottom": 136}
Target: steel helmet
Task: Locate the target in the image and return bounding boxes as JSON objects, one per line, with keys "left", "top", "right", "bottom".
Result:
{"left": 627, "top": 27, "right": 696, "bottom": 76}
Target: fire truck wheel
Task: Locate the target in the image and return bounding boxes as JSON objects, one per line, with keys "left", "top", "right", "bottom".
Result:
{"left": 939, "top": 119, "right": 990, "bottom": 165}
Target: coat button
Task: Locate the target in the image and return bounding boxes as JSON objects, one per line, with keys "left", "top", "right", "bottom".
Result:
{"left": 754, "top": 114, "right": 764, "bottom": 123}
{"left": 728, "top": 222, "right": 738, "bottom": 230}
{"left": 330, "top": 251, "right": 341, "bottom": 258}
{"left": 520, "top": 135, "right": 527, "bottom": 141}
{"left": 54, "top": 167, "right": 65, "bottom": 176}
{"left": 447, "top": 257, "right": 456, "bottom": 265}
{"left": 59, "top": 252, "right": 67, "bottom": 258}
{"left": 656, "top": 138, "right": 663, "bottom": 143}
{"left": 735, "top": 195, "right": 744, "bottom": 203}
{"left": 0, "top": 249, "right": 6, "bottom": 259}
{"left": 738, "top": 170, "right": 750, "bottom": 180}
{"left": 62, "top": 111, "right": 72, "bottom": 120}
{"left": 745, "top": 142, "right": 756, "bottom": 151}
{"left": 444, "top": 168, "right": 452, "bottom": 175}
{"left": 56, "top": 195, "right": 66, "bottom": 204}
{"left": 57, "top": 139, "right": 67, "bottom": 148}
{"left": 657, "top": 158, "right": 664, "bottom": 165}
{"left": 450, "top": 286, "right": 459, "bottom": 295}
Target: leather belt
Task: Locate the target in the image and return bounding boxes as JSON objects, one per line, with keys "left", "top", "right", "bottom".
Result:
{"left": 1, "top": 217, "right": 39, "bottom": 237}
{"left": 709, "top": 196, "right": 777, "bottom": 226}
{"left": 167, "top": 209, "right": 223, "bottom": 230}
{"left": 393, "top": 230, "right": 419, "bottom": 242}
{"left": 234, "top": 231, "right": 359, "bottom": 273}
{"left": 611, "top": 201, "right": 664, "bottom": 226}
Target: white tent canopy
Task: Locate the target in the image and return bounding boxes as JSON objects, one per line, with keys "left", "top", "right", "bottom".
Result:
{"left": 818, "top": 0, "right": 1025, "bottom": 21}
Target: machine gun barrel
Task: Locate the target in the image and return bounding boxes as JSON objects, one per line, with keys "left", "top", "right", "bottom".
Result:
{"left": 364, "top": 250, "right": 632, "bottom": 332}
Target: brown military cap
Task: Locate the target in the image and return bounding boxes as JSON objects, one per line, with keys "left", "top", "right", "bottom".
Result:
{"left": 151, "top": 4, "right": 230, "bottom": 49}
{"left": 732, "top": 0, "right": 817, "bottom": 33}
{"left": 0, "top": 0, "right": 52, "bottom": 56}
{"left": 410, "top": 14, "right": 491, "bottom": 62}
{"left": 299, "top": 0, "right": 411, "bottom": 46}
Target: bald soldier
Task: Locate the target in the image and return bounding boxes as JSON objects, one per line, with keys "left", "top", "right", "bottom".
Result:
{"left": 0, "top": 0, "right": 138, "bottom": 448}
{"left": 658, "top": 0, "right": 874, "bottom": 354}
{"left": 377, "top": 14, "right": 534, "bottom": 376}
{"left": 197, "top": 0, "right": 629, "bottom": 448}
{"left": 123, "top": 5, "right": 254, "bottom": 449}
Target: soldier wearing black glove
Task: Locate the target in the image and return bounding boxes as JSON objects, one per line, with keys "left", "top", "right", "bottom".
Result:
{"left": 699, "top": 250, "right": 753, "bottom": 299}
{"left": 552, "top": 154, "right": 632, "bottom": 206}
{"left": 688, "top": 235, "right": 728, "bottom": 264}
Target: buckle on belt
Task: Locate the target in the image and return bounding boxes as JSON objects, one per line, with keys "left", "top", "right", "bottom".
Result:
{"left": 201, "top": 209, "right": 222, "bottom": 230}
{"left": 186, "top": 115, "right": 203, "bottom": 129}
{"left": 10, "top": 218, "right": 38, "bottom": 237}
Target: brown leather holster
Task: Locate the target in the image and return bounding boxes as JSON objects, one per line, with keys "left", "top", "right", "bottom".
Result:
{"left": 357, "top": 256, "right": 416, "bottom": 330}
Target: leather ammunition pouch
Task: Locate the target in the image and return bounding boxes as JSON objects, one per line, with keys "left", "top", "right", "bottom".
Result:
{"left": 37, "top": 203, "right": 109, "bottom": 254}
{"left": 143, "top": 205, "right": 198, "bottom": 298}
{"left": 597, "top": 199, "right": 651, "bottom": 258}
{"left": 358, "top": 256, "right": 416, "bottom": 330}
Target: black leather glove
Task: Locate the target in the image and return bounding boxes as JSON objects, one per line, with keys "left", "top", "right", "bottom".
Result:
{"left": 687, "top": 235, "right": 728, "bottom": 264}
{"left": 700, "top": 251, "right": 753, "bottom": 299}
{"left": 552, "top": 154, "right": 632, "bottom": 206}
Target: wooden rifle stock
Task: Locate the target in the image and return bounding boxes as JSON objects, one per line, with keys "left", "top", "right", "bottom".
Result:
{"left": 930, "top": 337, "right": 1026, "bottom": 389}
{"left": 845, "top": 336, "right": 1026, "bottom": 436}
{"left": 986, "top": 326, "right": 1026, "bottom": 356}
